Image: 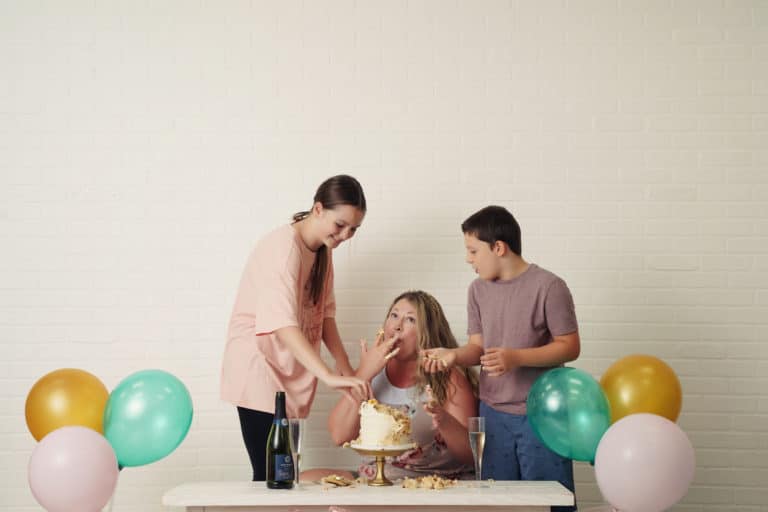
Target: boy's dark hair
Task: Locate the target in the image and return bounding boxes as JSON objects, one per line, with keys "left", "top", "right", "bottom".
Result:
{"left": 461, "top": 205, "right": 522, "bottom": 256}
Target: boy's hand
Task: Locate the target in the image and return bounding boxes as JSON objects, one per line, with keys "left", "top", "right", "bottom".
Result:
{"left": 480, "top": 348, "right": 519, "bottom": 377}
{"left": 421, "top": 348, "right": 456, "bottom": 373}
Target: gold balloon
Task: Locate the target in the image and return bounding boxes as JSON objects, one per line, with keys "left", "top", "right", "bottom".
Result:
{"left": 25, "top": 368, "right": 109, "bottom": 441}
{"left": 600, "top": 354, "right": 682, "bottom": 424}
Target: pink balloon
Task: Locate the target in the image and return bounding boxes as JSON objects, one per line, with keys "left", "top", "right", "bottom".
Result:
{"left": 594, "top": 413, "right": 695, "bottom": 512}
{"left": 28, "top": 426, "right": 119, "bottom": 512}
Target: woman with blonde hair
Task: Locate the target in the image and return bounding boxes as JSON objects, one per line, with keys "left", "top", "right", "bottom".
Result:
{"left": 307, "top": 290, "right": 478, "bottom": 481}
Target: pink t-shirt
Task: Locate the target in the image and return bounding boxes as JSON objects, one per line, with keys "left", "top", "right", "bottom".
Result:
{"left": 220, "top": 224, "right": 336, "bottom": 418}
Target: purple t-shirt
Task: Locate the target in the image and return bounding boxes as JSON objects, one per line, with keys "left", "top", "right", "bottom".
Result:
{"left": 467, "top": 264, "right": 578, "bottom": 415}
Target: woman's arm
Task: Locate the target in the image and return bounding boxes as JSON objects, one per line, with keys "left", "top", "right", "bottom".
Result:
{"left": 425, "top": 369, "right": 477, "bottom": 465}
{"left": 322, "top": 317, "right": 355, "bottom": 376}
{"left": 327, "top": 334, "right": 401, "bottom": 445}
{"left": 327, "top": 385, "right": 362, "bottom": 445}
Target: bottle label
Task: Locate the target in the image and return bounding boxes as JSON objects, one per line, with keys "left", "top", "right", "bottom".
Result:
{"left": 273, "top": 454, "right": 294, "bottom": 481}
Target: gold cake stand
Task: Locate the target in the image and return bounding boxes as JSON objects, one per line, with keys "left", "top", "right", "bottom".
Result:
{"left": 348, "top": 443, "right": 415, "bottom": 486}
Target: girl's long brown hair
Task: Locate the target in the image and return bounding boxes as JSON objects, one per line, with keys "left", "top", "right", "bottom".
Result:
{"left": 385, "top": 290, "right": 479, "bottom": 405}
{"left": 292, "top": 175, "right": 366, "bottom": 304}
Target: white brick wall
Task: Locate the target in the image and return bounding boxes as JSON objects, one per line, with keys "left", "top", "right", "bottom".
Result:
{"left": 1, "top": 1, "right": 766, "bottom": 511}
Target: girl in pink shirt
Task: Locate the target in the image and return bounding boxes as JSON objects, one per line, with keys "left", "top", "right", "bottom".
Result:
{"left": 221, "top": 175, "right": 371, "bottom": 481}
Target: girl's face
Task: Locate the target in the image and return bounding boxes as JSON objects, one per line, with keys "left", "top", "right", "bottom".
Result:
{"left": 314, "top": 203, "right": 365, "bottom": 250}
{"left": 383, "top": 299, "right": 420, "bottom": 361}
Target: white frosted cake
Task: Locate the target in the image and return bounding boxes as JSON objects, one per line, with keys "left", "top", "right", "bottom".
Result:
{"left": 354, "top": 399, "right": 412, "bottom": 447}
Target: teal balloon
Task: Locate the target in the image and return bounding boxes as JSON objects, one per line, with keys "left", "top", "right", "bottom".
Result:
{"left": 527, "top": 367, "right": 610, "bottom": 463}
{"left": 104, "top": 370, "right": 193, "bottom": 468}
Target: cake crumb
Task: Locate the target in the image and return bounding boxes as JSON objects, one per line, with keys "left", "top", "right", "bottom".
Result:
{"left": 402, "top": 475, "right": 457, "bottom": 490}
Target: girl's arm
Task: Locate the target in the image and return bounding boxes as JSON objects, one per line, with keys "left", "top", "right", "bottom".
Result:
{"left": 328, "top": 385, "right": 362, "bottom": 445}
{"left": 322, "top": 317, "right": 354, "bottom": 376}
{"left": 425, "top": 369, "right": 477, "bottom": 465}
{"left": 275, "top": 325, "right": 370, "bottom": 401}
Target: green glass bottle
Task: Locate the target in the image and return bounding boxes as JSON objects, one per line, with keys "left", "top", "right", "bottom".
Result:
{"left": 266, "top": 391, "right": 294, "bottom": 489}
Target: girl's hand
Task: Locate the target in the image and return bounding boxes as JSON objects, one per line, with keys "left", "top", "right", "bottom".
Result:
{"left": 323, "top": 374, "right": 371, "bottom": 404}
{"left": 479, "top": 348, "right": 519, "bottom": 377}
{"left": 421, "top": 348, "right": 456, "bottom": 373}
{"left": 356, "top": 331, "right": 401, "bottom": 381}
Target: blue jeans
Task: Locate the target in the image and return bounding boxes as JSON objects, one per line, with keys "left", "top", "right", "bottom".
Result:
{"left": 480, "top": 401, "right": 576, "bottom": 512}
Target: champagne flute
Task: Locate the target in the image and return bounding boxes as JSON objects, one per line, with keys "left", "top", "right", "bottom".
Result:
{"left": 467, "top": 416, "right": 485, "bottom": 482}
{"left": 288, "top": 418, "right": 305, "bottom": 484}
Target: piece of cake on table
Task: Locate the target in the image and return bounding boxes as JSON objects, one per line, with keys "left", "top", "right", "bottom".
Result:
{"left": 353, "top": 399, "right": 413, "bottom": 448}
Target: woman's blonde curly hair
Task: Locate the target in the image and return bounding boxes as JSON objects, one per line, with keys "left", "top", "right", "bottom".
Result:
{"left": 384, "top": 290, "right": 478, "bottom": 406}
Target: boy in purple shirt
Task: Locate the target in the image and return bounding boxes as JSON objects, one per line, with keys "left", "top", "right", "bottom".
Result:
{"left": 423, "top": 205, "right": 580, "bottom": 511}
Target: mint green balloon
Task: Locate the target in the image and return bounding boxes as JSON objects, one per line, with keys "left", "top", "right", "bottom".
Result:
{"left": 527, "top": 367, "right": 610, "bottom": 463}
{"left": 104, "top": 370, "right": 193, "bottom": 468}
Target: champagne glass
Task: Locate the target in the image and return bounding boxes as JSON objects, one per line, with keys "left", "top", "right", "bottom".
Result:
{"left": 288, "top": 418, "right": 305, "bottom": 484}
{"left": 467, "top": 416, "right": 485, "bottom": 482}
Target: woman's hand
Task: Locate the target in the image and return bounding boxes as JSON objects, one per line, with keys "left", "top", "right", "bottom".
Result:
{"left": 356, "top": 331, "right": 401, "bottom": 381}
{"left": 423, "top": 400, "right": 450, "bottom": 430}
{"left": 421, "top": 348, "right": 456, "bottom": 373}
{"left": 422, "top": 386, "right": 448, "bottom": 429}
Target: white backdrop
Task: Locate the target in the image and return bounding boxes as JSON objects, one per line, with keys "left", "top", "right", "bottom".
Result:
{"left": 1, "top": 2, "right": 767, "bottom": 511}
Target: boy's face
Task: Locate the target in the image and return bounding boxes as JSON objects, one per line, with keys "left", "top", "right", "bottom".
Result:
{"left": 464, "top": 233, "right": 501, "bottom": 281}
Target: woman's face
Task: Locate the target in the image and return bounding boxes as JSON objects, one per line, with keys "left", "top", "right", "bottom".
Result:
{"left": 383, "top": 298, "right": 420, "bottom": 361}
{"left": 314, "top": 203, "right": 365, "bottom": 250}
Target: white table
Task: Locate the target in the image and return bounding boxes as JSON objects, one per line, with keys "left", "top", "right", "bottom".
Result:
{"left": 162, "top": 480, "right": 574, "bottom": 511}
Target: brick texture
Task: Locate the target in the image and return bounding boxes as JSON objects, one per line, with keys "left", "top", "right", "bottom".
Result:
{"left": 1, "top": 2, "right": 766, "bottom": 511}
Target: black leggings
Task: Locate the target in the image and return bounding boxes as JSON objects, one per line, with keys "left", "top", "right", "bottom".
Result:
{"left": 237, "top": 407, "right": 274, "bottom": 481}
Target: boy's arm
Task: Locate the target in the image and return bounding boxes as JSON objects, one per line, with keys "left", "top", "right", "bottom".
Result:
{"left": 422, "top": 334, "right": 483, "bottom": 373}
{"left": 480, "top": 331, "right": 580, "bottom": 377}
{"left": 455, "top": 334, "right": 484, "bottom": 366}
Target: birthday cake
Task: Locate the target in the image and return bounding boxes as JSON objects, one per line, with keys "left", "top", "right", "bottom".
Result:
{"left": 354, "top": 399, "right": 412, "bottom": 448}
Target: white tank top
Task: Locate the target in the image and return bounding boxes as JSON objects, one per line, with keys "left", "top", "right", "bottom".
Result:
{"left": 357, "top": 367, "right": 473, "bottom": 480}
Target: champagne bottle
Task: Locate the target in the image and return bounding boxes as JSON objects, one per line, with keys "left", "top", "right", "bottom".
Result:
{"left": 266, "top": 391, "right": 294, "bottom": 489}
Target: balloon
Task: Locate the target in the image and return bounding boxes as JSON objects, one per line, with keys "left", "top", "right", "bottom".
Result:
{"left": 594, "top": 413, "right": 695, "bottom": 512}
{"left": 527, "top": 367, "right": 611, "bottom": 463}
{"left": 104, "top": 369, "right": 193, "bottom": 467}
{"left": 600, "top": 354, "right": 682, "bottom": 423}
{"left": 25, "top": 368, "right": 109, "bottom": 441}
{"left": 28, "top": 426, "right": 119, "bottom": 512}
